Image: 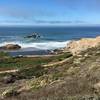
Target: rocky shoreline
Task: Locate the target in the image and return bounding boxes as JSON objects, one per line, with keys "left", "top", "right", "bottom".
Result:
{"left": 47, "top": 36, "right": 100, "bottom": 56}
{"left": 1, "top": 36, "right": 100, "bottom": 100}
{"left": 1, "top": 36, "right": 100, "bottom": 57}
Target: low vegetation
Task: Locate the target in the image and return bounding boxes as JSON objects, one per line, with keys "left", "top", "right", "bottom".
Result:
{"left": 0, "top": 52, "right": 72, "bottom": 71}
{"left": 1, "top": 47, "right": 100, "bottom": 100}
{"left": 0, "top": 52, "right": 9, "bottom": 58}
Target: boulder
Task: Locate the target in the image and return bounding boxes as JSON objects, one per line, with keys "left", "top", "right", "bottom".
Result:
{"left": 1, "top": 44, "right": 21, "bottom": 50}
{"left": 3, "top": 74, "right": 16, "bottom": 84}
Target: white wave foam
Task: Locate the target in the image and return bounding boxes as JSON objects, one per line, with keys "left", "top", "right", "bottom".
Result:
{"left": 0, "top": 41, "right": 70, "bottom": 50}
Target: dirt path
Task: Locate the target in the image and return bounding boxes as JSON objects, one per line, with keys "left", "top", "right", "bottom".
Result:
{"left": 0, "top": 69, "right": 18, "bottom": 74}
{"left": 43, "top": 57, "right": 72, "bottom": 67}
{"left": 0, "top": 57, "right": 72, "bottom": 74}
{"left": 26, "top": 54, "right": 55, "bottom": 57}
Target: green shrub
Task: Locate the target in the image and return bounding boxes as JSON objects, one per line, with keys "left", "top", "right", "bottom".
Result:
{"left": 17, "top": 65, "right": 47, "bottom": 78}
{"left": 0, "top": 51, "right": 9, "bottom": 57}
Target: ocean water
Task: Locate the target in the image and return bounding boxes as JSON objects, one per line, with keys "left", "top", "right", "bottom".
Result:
{"left": 0, "top": 26, "right": 100, "bottom": 50}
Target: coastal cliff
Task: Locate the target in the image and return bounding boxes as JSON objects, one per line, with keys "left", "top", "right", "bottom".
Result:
{"left": 65, "top": 36, "right": 100, "bottom": 55}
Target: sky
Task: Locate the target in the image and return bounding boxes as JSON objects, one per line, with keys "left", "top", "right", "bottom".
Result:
{"left": 0, "top": 0, "right": 100, "bottom": 26}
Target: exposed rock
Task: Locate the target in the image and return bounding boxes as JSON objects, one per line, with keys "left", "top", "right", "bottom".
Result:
{"left": 3, "top": 74, "right": 16, "bottom": 84}
{"left": 65, "top": 36, "right": 100, "bottom": 55}
{"left": 49, "top": 48, "right": 67, "bottom": 55}
{"left": 24, "top": 33, "right": 41, "bottom": 39}
{"left": 49, "top": 49, "right": 64, "bottom": 54}
{"left": 0, "top": 44, "right": 21, "bottom": 50}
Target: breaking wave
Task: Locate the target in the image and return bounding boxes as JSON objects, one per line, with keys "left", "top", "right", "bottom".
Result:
{"left": 0, "top": 40, "right": 70, "bottom": 50}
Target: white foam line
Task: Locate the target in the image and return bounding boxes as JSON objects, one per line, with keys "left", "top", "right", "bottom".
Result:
{"left": 0, "top": 41, "right": 71, "bottom": 50}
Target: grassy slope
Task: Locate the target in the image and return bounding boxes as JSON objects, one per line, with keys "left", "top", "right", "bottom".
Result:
{"left": 1, "top": 47, "right": 100, "bottom": 100}
{"left": 0, "top": 52, "right": 72, "bottom": 71}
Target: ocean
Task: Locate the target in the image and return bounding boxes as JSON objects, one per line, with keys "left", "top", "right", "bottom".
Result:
{"left": 0, "top": 26, "right": 100, "bottom": 55}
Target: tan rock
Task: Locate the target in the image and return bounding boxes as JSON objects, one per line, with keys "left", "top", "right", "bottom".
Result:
{"left": 65, "top": 36, "right": 100, "bottom": 55}
{"left": 1, "top": 44, "right": 21, "bottom": 50}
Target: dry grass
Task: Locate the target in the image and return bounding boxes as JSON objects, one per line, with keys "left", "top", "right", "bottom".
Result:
{"left": 1, "top": 47, "right": 100, "bottom": 100}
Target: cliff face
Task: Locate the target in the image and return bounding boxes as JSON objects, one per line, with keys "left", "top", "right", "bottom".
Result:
{"left": 66, "top": 36, "right": 100, "bottom": 55}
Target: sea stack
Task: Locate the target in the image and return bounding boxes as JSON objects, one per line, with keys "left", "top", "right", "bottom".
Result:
{"left": 25, "top": 33, "right": 41, "bottom": 39}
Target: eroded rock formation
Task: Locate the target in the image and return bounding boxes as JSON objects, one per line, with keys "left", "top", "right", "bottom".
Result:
{"left": 65, "top": 36, "right": 100, "bottom": 55}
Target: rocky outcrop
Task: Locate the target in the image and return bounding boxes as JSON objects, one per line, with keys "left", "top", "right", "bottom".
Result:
{"left": 3, "top": 74, "right": 16, "bottom": 84}
{"left": 24, "top": 33, "right": 41, "bottom": 39}
{"left": 0, "top": 44, "right": 21, "bottom": 50}
{"left": 49, "top": 49, "right": 65, "bottom": 55}
{"left": 65, "top": 36, "right": 100, "bottom": 55}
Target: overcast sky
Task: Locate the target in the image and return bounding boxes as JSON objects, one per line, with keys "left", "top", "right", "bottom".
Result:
{"left": 0, "top": 0, "right": 100, "bottom": 26}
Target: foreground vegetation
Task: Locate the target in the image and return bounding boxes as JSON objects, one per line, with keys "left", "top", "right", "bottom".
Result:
{"left": 0, "top": 47, "right": 100, "bottom": 100}
{"left": 0, "top": 52, "right": 72, "bottom": 71}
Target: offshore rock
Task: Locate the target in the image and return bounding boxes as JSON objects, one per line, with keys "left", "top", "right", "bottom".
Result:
{"left": 0, "top": 44, "right": 21, "bottom": 50}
